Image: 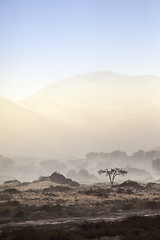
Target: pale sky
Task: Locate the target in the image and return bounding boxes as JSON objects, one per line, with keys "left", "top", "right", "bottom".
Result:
{"left": 0, "top": 0, "right": 160, "bottom": 100}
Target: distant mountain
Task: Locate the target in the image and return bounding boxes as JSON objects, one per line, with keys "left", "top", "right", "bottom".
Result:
{"left": 0, "top": 97, "right": 103, "bottom": 157}
{"left": 1, "top": 71, "right": 160, "bottom": 157}
{"left": 21, "top": 71, "right": 160, "bottom": 153}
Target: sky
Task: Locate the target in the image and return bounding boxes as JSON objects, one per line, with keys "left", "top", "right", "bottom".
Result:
{"left": 0, "top": 0, "right": 160, "bottom": 100}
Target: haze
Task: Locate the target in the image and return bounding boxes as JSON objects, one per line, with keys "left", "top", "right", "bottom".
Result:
{"left": 0, "top": 71, "right": 160, "bottom": 158}
{"left": 0, "top": 1, "right": 160, "bottom": 183}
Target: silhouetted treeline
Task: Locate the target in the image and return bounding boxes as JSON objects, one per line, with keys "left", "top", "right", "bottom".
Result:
{"left": 86, "top": 150, "right": 160, "bottom": 160}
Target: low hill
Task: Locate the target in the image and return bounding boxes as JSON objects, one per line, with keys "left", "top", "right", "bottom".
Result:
{"left": 39, "top": 172, "right": 79, "bottom": 186}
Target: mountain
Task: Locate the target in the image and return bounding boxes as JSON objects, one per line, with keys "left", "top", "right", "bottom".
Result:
{"left": 21, "top": 71, "right": 160, "bottom": 153}
{"left": 1, "top": 71, "right": 160, "bottom": 157}
{"left": 0, "top": 97, "right": 104, "bottom": 158}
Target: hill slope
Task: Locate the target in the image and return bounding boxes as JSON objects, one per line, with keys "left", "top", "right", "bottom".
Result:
{"left": 21, "top": 71, "right": 160, "bottom": 153}
{"left": 0, "top": 97, "right": 103, "bottom": 157}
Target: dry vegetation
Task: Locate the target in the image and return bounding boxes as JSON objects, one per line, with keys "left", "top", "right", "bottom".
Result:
{"left": 1, "top": 215, "right": 160, "bottom": 240}
{"left": 0, "top": 179, "right": 160, "bottom": 239}
{"left": 0, "top": 180, "right": 160, "bottom": 223}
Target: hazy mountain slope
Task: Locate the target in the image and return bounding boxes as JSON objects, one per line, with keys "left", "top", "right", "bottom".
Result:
{"left": 0, "top": 97, "right": 105, "bottom": 157}
{"left": 21, "top": 71, "right": 160, "bottom": 152}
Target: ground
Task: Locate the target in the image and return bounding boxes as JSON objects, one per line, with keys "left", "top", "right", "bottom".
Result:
{"left": 0, "top": 180, "right": 160, "bottom": 223}
{"left": 0, "top": 180, "right": 160, "bottom": 239}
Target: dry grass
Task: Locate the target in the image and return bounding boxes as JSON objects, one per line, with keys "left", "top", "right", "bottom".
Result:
{"left": 0, "top": 181, "right": 160, "bottom": 225}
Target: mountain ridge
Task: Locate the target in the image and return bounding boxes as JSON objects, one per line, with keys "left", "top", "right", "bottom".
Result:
{"left": 1, "top": 71, "right": 160, "bottom": 157}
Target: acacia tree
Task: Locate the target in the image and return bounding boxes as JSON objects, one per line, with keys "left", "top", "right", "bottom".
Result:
{"left": 98, "top": 168, "right": 127, "bottom": 188}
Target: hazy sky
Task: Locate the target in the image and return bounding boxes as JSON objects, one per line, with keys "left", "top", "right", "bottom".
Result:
{"left": 0, "top": 0, "right": 160, "bottom": 100}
